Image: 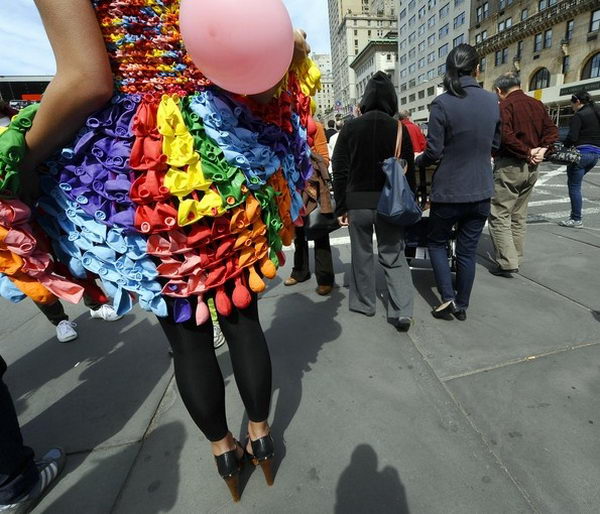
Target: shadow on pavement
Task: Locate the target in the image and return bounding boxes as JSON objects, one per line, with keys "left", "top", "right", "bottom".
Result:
{"left": 335, "top": 444, "right": 410, "bottom": 514}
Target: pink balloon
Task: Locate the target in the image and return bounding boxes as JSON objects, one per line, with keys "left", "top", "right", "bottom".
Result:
{"left": 179, "top": 0, "right": 294, "bottom": 95}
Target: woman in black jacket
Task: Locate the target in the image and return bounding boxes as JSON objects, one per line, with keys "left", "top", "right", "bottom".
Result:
{"left": 559, "top": 91, "right": 600, "bottom": 229}
{"left": 416, "top": 44, "right": 501, "bottom": 321}
{"left": 332, "top": 72, "right": 415, "bottom": 331}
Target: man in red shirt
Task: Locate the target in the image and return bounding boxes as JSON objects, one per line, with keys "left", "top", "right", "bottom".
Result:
{"left": 489, "top": 72, "right": 558, "bottom": 277}
{"left": 399, "top": 110, "right": 426, "bottom": 153}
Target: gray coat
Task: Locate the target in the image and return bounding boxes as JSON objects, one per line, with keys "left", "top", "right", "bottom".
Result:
{"left": 416, "top": 76, "right": 501, "bottom": 203}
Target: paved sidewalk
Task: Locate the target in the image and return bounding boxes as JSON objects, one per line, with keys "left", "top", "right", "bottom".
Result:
{"left": 2, "top": 164, "right": 599, "bottom": 513}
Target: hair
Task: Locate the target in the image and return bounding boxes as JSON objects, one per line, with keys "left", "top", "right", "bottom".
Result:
{"left": 493, "top": 72, "right": 521, "bottom": 93}
{"left": 571, "top": 90, "right": 595, "bottom": 106}
{"left": 327, "top": 119, "right": 335, "bottom": 128}
{"left": 397, "top": 109, "right": 411, "bottom": 120}
{"left": 443, "top": 44, "right": 480, "bottom": 98}
{"left": 336, "top": 120, "right": 344, "bottom": 130}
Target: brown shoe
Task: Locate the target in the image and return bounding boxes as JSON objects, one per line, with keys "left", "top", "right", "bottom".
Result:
{"left": 316, "top": 285, "right": 333, "bottom": 296}
{"left": 284, "top": 277, "right": 299, "bottom": 286}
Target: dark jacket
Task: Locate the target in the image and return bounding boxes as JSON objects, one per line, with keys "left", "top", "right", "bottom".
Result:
{"left": 416, "top": 76, "right": 501, "bottom": 203}
{"left": 325, "top": 127, "right": 337, "bottom": 143}
{"left": 497, "top": 89, "right": 558, "bottom": 161}
{"left": 564, "top": 104, "right": 600, "bottom": 148}
{"left": 332, "top": 71, "right": 414, "bottom": 216}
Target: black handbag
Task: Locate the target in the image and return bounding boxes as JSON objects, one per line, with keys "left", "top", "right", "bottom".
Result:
{"left": 303, "top": 192, "right": 340, "bottom": 240}
{"left": 546, "top": 142, "right": 581, "bottom": 165}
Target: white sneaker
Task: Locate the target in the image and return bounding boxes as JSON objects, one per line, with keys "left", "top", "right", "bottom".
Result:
{"left": 559, "top": 218, "right": 583, "bottom": 228}
{"left": 90, "top": 304, "right": 123, "bottom": 322}
{"left": 0, "top": 448, "right": 66, "bottom": 514}
{"left": 56, "top": 321, "right": 78, "bottom": 343}
{"left": 213, "top": 323, "right": 226, "bottom": 349}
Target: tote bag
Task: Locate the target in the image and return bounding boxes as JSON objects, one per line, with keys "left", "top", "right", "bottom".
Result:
{"left": 377, "top": 122, "right": 422, "bottom": 226}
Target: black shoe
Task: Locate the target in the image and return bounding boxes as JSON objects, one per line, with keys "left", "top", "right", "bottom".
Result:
{"left": 431, "top": 301, "right": 456, "bottom": 320}
{"left": 215, "top": 440, "right": 244, "bottom": 502}
{"left": 489, "top": 266, "right": 518, "bottom": 278}
{"left": 246, "top": 433, "right": 275, "bottom": 486}
{"left": 392, "top": 317, "right": 413, "bottom": 332}
{"left": 453, "top": 309, "right": 467, "bottom": 321}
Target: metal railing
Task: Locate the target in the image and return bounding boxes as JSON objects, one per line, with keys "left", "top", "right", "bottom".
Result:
{"left": 475, "top": 0, "right": 597, "bottom": 55}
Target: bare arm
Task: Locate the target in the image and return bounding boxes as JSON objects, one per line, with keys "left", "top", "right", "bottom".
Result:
{"left": 21, "top": 0, "right": 113, "bottom": 175}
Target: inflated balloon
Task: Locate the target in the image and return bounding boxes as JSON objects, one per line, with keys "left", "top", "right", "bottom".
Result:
{"left": 179, "top": 0, "right": 294, "bottom": 95}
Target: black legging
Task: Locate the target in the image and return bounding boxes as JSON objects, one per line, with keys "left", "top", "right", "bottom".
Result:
{"left": 158, "top": 294, "right": 272, "bottom": 442}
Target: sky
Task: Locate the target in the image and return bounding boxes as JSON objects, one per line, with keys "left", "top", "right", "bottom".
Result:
{"left": 0, "top": 0, "right": 331, "bottom": 76}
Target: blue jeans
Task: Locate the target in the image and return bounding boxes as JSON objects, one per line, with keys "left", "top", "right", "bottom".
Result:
{"left": 567, "top": 153, "right": 599, "bottom": 221}
{"left": 0, "top": 356, "right": 39, "bottom": 505}
{"left": 427, "top": 200, "right": 490, "bottom": 310}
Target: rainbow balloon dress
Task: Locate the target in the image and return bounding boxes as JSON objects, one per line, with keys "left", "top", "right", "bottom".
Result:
{"left": 0, "top": 0, "right": 322, "bottom": 324}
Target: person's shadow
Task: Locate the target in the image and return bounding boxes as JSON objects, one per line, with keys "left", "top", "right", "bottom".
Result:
{"left": 4, "top": 311, "right": 177, "bottom": 513}
{"left": 335, "top": 444, "right": 410, "bottom": 514}
{"left": 236, "top": 288, "right": 344, "bottom": 481}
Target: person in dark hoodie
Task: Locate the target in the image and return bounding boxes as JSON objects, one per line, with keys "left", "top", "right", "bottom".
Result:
{"left": 415, "top": 44, "right": 501, "bottom": 321}
{"left": 332, "top": 71, "right": 415, "bottom": 332}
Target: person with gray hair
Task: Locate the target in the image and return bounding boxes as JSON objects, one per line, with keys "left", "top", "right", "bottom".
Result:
{"left": 398, "top": 110, "right": 427, "bottom": 154}
{"left": 488, "top": 71, "right": 558, "bottom": 277}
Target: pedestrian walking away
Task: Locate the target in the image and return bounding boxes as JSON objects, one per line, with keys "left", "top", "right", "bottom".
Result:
{"left": 416, "top": 44, "right": 501, "bottom": 322}
{"left": 325, "top": 119, "right": 337, "bottom": 143}
{"left": 488, "top": 71, "right": 558, "bottom": 277}
{"left": 0, "top": 0, "right": 323, "bottom": 503}
{"left": 333, "top": 71, "right": 415, "bottom": 332}
{"left": 559, "top": 91, "right": 600, "bottom": 229}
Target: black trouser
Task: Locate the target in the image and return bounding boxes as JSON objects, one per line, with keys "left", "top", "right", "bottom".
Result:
{"left": 290, "top": 226, "right": 334, "bottom": 286}
{"left": 158, "top": 294, "right": 272, "bottom": 442}
{"left": 34, "top": 295, "right": 104, "bottom": 326}
{"left": 0, "top": 356, "right": 38, "bottom": 505}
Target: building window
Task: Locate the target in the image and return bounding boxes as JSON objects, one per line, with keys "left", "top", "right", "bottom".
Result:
{"left": 480, "top": 57, "right": 486, "bottom": 72}
{"left": 544, "top": 29, "right": 552, "bottom": 48}
{"left": 499, "top": 0, "right": 505, "bottom": 8}
{"left": 454, "top": 0, "right": 464, "bottom": 6}
{"left": 475, "top": 30, "right": 488, "bottom": 44}
{"left": 565, "top": 20, "right": 574, "bottom": 41}
{"left": 409, "top": 15, "right": 416, "bottom": 26}
{"left": 562, "top": 55, "right": 570, "bottom": 74}
{"left": 428, "top": 0, "right": 437, "bottom": 9}
{"left": 582, "top": 52, "right": 600, "bottom": 78}
{"left": 428, "top": 15, "right": 436, "bottom": 28}
{"left": 476, "top": 3, "right": 489, "bottom": 23}
{"left": 418, "top": 57, "right": 426, "bottom": 68}
{"left": 453, "top": 34, "right": 464, "bottom": 47}
{"left": 591, "top": 9, "right": 600, "bottom": 32}
{"left": 409, "top": 79, "right": 416, "bottom": 88}
{"left": 401, "top": 97, "right": 407, "bottom": 105}
{"left": 409, "top": 93, "right": 416, "bottom": 102}
{"left": 495, "top": 48, "right": 508, "bottom": 66}
{"left": 438, "top": 63, "right": 446, "bottom": 75}
{"left": 428, "top": 86, "right": 435, "bottom": 96}
{"left": 400, "top": 54, "right": 407, "bottom": 64}
{"left": 368, "top": 30, "right": 372, "bottom": 37}
{"left": 498, "top": 18, "right": 512, "bottom": 32}
{"left": 354, "top": 39, "right": 359, "bottom": 46}
{"left": 418, "top": 41, "right": 426, "bottom": 52}
{"left": 521, "top": 8, "right": 529, "bottom": 20}
{"left": 427, "top": 51, "right": 436, "bottom": 63}
{"left": 428, "top": 34, "right": 436, "bottom": 46}
{"left": 400, "top": 8, "right": 407, "bottom": 19}
{"left": 539, "top": 0, "right": 557, "bottom": 10}
{"left": 454, "top": 12, "right": 465, "bottom": 29}
{"left": 530, "top": 68, "right": 550, "bottom": 89}
{"left": 419, "top": 6, "right": 426, "bottom": 18}
{"left": 516, "top": 40, "right": 524, "bottom": 58}
{"left": 439, "top": 3, "right": 450, "bottom": 18}
{"left": 418, "top": 23, "right": 426, "bottom": 36}
{"left": 439, "top": 43, "right": 449, "bottom": 58}
{"left": 418, "top": 90, "right": 425, "bottom": 99}
{"left": 439, "top": 23, "right": 449, "bottom": 38}
{"left": 534, "top": 33, "right": 543, "bottom": 52}
{"left": 409, "top": 63, "right": 416, "bottom": 73}
{"left": 408, "top": 0, "right": 416, "bottom": 10}
{"left": 418, "top": 74, "right": 426, "bottom": 83}
{"left": 354, "top": 30, "right": 358, "bottom": 36}
{"left": 401, "top": 83, "right": 407, "bottom": 92}
{"left": 427, "top": 69, "right": 436, "bottom": 79}
{"left": 409, "top": 48, "right": 416, "bottom": 59}
{"left": 409, "top": 31, "right": 417, "bottom": 43}
{"left": 387, "top": 54, "right": 392, "bottom": 61}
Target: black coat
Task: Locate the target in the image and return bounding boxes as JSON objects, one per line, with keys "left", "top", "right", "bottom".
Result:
{"left": 564, "top": 104, "right": 600, "bottom": 148}
{"left": 332, "top": 72, "right": 414, "bottom": 216}
{"left": 416, "top": 76, "right": 501, "bottom": 203}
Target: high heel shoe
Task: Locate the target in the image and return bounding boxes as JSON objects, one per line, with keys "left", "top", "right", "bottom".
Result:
{"left": 246, "top": 433, "right": 275, "bottom": 486}
{"left": 214, "top": 440, "right": 244, "bottom": 502}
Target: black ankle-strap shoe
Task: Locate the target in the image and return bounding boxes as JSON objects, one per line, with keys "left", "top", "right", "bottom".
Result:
{"left": 214, "top": 441, "right": 244, "bottom": 502}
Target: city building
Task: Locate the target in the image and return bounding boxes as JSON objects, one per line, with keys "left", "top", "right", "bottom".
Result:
{"left": 397, "top": 0, "right": 472, "bottom": 122}
{"left": 350, "top": 31, "right": 399, "bottom": 99}
{"left": 312, "top": 54, "right": 336, "bottom": 118}
{"left": 471, "top": 0, "right": 599, "bottom": 124}
{"left": 328, "top": 0, "right": 397, "bottom": 115}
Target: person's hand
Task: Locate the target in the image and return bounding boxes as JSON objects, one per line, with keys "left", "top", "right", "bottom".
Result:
{"left": 528, "top": 147, "right": 545, "bottom": 165}
{"left": 338, "top": 214, "right": 349, "bottom": 227}
{"left": 292, "top": 29, "right": 310, "bottom": 66}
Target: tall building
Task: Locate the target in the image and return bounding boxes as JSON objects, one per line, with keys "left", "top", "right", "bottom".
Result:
{"left": 471, "top": 0, "right": 599, "bottom": 123}
{"left": 397, "top": 0, "right": 472, "bottom": 122}
{"left": 313, "top": 54, "right": 335, "bottom": 117}
{"left": 328, "top": 0, "right": 397, "bottom": 115}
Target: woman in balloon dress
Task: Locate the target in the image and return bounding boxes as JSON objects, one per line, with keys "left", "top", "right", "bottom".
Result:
{"left": 0, "top": 0, "right": 321, "bottom": 502}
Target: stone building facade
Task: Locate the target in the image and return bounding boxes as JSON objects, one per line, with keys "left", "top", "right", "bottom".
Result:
{"left": 350, "top": 35, "right": 399, "bottom": 100}
{"left": 471, "top": 0, "right": 600, "bottom": 121}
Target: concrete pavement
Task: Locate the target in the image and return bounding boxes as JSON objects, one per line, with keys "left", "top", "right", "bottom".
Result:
{"left": 2, "top": 162, "right": 599, "bottom": 513}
